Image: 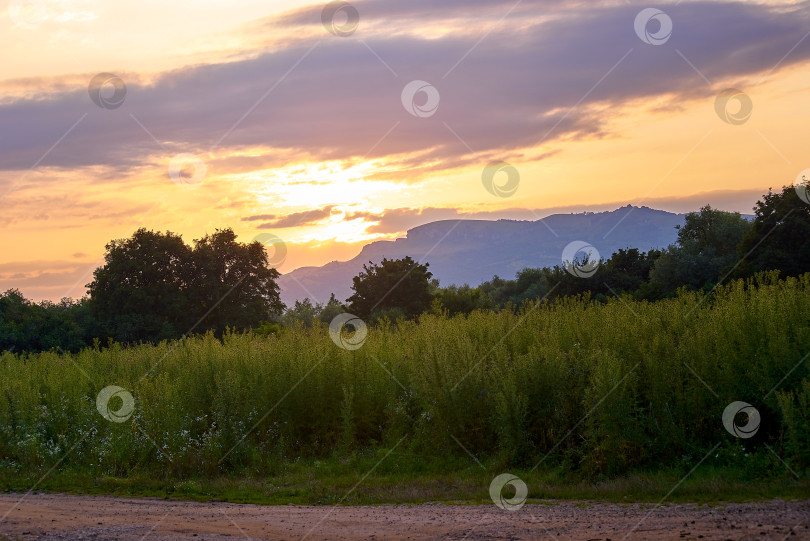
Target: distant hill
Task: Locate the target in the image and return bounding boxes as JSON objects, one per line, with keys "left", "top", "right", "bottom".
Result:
{"left": 278, "top": 205, "right": 685, "bottom": 306}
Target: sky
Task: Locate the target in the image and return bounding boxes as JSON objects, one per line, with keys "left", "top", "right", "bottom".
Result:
{"left": 1, "top": 0, "right": 809, "bottom": 302}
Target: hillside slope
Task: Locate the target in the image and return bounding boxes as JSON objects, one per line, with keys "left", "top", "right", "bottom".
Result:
{"left": 279, "top": 205, "right": 684, "bottom": 305}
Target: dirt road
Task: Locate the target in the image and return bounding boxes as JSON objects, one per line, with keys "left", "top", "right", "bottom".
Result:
{"left": 0, "top": 494, "right": 807, "bottom": 540}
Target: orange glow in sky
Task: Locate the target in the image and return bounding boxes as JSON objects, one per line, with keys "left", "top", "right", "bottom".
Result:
{"left": 1, "top": 0, "right": 809, "bottom": 300}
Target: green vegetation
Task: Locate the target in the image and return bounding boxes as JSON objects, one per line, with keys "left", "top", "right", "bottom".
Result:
{"left": 0, "top": 227, "right": 283, "bottom": 353}
{"left": 3, "top": 185, "right": 809, "bottom": 354}
{"left": 435, "top": 203, "right": 760, "bottom": 311}
{"left": 1, "top": 464, "right": 807, "bottom": 506}
{"left": 347, "top": 256, "right": 434, "bottom": 321}
{"left": 87, "top": 227, "right": 283, "bottom": 342}
{"left": 1, "top": 273, "right": 809, "bottom": 503}
{"left": 1, "top": 184, "right": 809, "bottom": 503}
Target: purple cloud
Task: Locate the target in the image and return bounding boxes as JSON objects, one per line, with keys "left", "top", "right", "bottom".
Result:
{"left": 254, "top": 205, "right": 338, "bottom": 228}
{"left": 0, "top": 0, "right": 807, "bottom": 184}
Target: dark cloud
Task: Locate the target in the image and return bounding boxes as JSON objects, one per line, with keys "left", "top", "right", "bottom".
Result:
{"left": 255, "top": 205, "right": 337, "bottom": 228}
{"left": 275, "top": 0, "right": 577, "bottom": 28}
{"left": 0, "top": 0, "right": 808, "bottom": 183}
{"left": 0, "top": 259, "right": 93, "bottom": 300}
{"left": 241, "top": 214, "right": 278, "bottom": 222}
{"left": 346, "top": 207, "right": 463, "bottom": 234}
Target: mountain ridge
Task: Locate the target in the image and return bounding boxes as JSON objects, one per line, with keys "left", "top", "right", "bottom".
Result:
{"left": 279, "top": 205, "right": 686, "bottom": 306}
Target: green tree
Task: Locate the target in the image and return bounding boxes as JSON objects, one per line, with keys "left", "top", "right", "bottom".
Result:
{"left": 347, "top": 257, "right": 433, "bottom": 320}
{"left": 648, "top": 205, "right": 752, "bottom": 296}
{"left": 281, "top": 293, "right": 346, "bottom": 328}
{"left": 281, "top": 298, "right": 320, "bottom": 328}
{"left": 87, "top": 227, "right": 283, "bottom": 342}
{"left": 191, "top": 228, "right": 284, "bottom": 335}
{"left": 734, "top": 185, "right": 810, "bottom": 278}
{"left": 0, "top": 289, "right": 96, "bottom": 353}
{"left": 433, "top": 284, "right": 492, "bottom": 316}
{"left": 86, "top": 229, "right": 193, "bottom": 342}
{"left": 318, "top": 293, "right": 345, "bottom": 324}
{"left": 600, "top": 248, "right": 660, "bottom": 294}
{"left": 0, "top": 289, "right": 36, "bottom": 351}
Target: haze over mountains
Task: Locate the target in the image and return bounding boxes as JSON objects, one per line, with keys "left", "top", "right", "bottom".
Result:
{"left": 279, "top": 206, "right": 689, "bottom": 306}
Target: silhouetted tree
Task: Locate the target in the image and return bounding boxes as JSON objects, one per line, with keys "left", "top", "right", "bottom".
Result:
{"left": 600, "top": 248, "right": 661, "bottom": 294}
{"left": 347, "top": 257, "right": 433, "bottom": 320}
{"left": 648, "top": 205, "right": 752, "bottom": 296}
{"left": 87, "top": 229, "right": 193, "bottom": 342}
{"left": 433, "top": 284, "right": 493, "bottom": 316}
{"left": 318, "top": 293, "right": 345, "bottom": 324}
{"left": 0, "top": 289, "right": 95, "bottom": 352}
{"left": 281, "top": 298, "right": 320, "bottom": 328}
{"left": 734, "top": 185, "right": 810, "bottom": 279}
{"left": 281, "top": 293, "right": 347, "bottom": 327}
{"left": 191, "top": 228, "right": 283, "bottom": 335}
{"left": 87, "top": 227, "right": 282, "bottom": 342}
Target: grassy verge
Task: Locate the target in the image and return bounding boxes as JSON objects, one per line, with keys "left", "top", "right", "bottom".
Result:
{"left": 2, "top": 463, "right": 808, "bottom": 506}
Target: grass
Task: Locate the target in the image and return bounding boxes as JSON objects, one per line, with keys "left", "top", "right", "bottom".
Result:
{"left": 0, "top": 272, "right": 809, "bottom": 504}
{"left": 1, "top": 465, "right": 808, "bottom": 506}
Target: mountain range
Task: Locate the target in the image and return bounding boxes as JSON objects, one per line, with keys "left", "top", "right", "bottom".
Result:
{"left": 278, "top": 205, "right": 686, "bottom": 306}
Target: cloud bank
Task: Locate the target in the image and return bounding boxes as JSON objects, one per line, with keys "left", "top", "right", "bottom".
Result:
{"left": 0, "top": 1, "right": 808, "bottom": 181}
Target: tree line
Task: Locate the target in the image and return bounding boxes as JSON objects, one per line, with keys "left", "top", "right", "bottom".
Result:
{"left": 1, "top": 229, "right": 282, "bottom": 351}
{"left": 1, "top": 183, "right": 808, "bottom": 352}
{"left": 286, "top": 184, "right": 809, "bottom": 322}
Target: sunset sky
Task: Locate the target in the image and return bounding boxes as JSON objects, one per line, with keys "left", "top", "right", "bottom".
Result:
{"left": 1, "top": 0, "right": 809, "bottom": 301}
